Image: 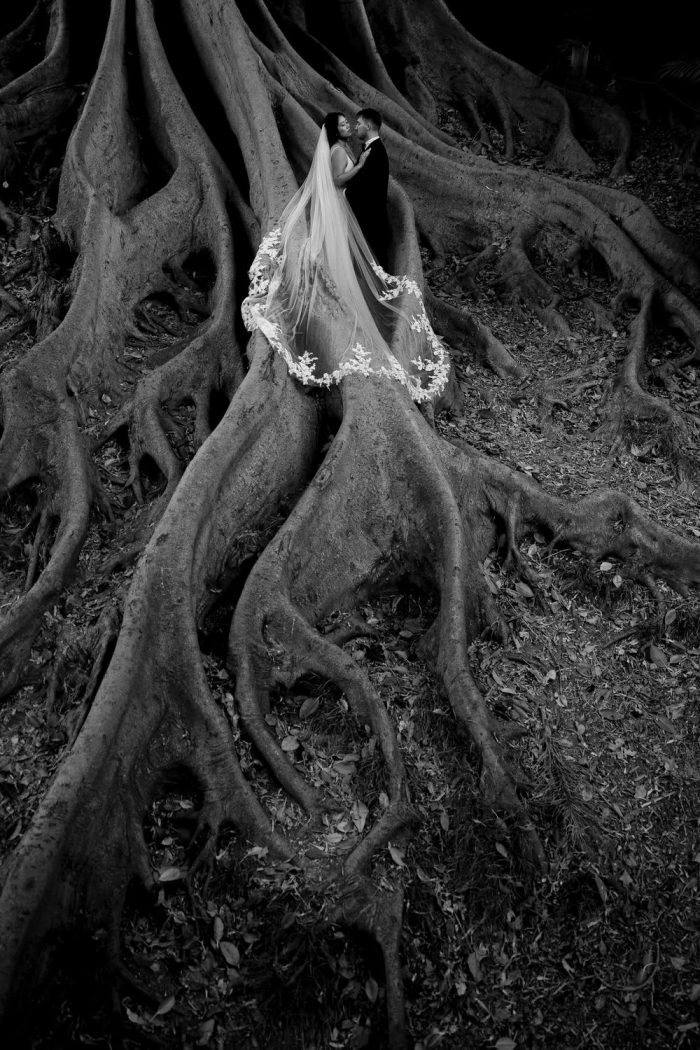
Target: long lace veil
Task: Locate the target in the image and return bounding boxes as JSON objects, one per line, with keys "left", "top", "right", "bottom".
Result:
{"left": 242, "top": 126, "right": 449, "bottom": 402}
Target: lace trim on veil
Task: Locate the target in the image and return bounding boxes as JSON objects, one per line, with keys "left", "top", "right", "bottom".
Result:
{"left": 241, "top": 132, "right": 450, "bottom": 403}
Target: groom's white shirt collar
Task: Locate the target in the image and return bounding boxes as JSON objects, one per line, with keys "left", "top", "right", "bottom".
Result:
{"left": 364, "top": 135, "right": 380, "bottom": 148}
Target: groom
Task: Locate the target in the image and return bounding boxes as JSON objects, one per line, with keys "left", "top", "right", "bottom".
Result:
{"left": 345, "top": 108, "right": 390, "bottom": 270}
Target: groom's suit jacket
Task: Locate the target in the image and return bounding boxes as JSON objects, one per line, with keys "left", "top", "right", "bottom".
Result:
{"left": 345, "top": 137, "right": 390, "bottom": 268}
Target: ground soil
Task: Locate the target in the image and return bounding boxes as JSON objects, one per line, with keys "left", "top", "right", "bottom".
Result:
{"left": 1, "top": 112, "right": 699, "bottom": 1049}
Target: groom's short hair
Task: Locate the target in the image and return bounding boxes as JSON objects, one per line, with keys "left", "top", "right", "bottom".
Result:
{"left": 357, "top": 107, "right": 382, "bottom": 130}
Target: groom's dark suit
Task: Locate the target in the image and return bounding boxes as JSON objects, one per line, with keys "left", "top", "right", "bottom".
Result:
{"left": 345, "top": 137, "right": 390, "bottom": 269}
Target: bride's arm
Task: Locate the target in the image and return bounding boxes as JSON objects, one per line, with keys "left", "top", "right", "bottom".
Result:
{"left": 331, "top": 146, "right": 367, "bottom": 188}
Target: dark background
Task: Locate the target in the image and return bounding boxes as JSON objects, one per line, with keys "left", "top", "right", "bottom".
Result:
{"left": 1, "top": 2, "right": 697, "bottom": 119}
{"left": 447, "top": 2, "right": 696, "bottom": 83}
{"left": 2, "top": 2, "right": 696, "bottom": 76}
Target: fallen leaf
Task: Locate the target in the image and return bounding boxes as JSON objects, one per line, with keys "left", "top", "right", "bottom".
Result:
{"left": 196, "top": 1018, "right": 216, "bottom": 1046}
{"left": 220, "top": 941, "right": 240, "bottom": 967}
{"left": 424, "top": 1032, "right": 446, "bottom": 1049}
{"left": 495, "top": 1039, "right": 517, "bottom": 1050}
{"left": 333, "top": 760, "right": 357, "bottom": 776}
{"left": 151, "top": 995, "right": 175, "bottom": 1019}
{"left": 365, "top": 977, "right": 379, "bottom": 1002}
{"left": 647, "top": 644, "right": 668, "bottom": 668}
{"left": 388, "top": 843, "right": 406, "bottom": 867}
{"left": 299, "top": 696, "right": 320, "bottom": 719}
{"left": 485, "top": 574, "right": 499, "bottom": 595}
{"left": 351, "top": 800, "right": 369, "bottom": 833}
{"left": 515, "top": 581, "right": 534, "bottom": 598}
{"left": 281, "top": 735, "right": 300, "bottom": 751}
{"left": 158, "top": 866, "right": 186, "bottom": 882}
{"left": 212, "top": 916, "right": 224, "bottom": 947}
{"left": 467, "top": 951, "right": 482, "bottom": 982}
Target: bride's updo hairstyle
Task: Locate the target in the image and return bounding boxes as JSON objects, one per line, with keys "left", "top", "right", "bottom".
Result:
{"left": 322, "top": 112, "right": 345, "bottom": 147}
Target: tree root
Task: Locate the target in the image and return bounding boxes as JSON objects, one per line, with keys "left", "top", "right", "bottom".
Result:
{"left": 0, "top": 0, "right": 78, "bottom": 182}
{"left": 425, "top": 290, "right": 524, "bottom": 380}
{"left": 332, "top": 878, "right": 409, "bottom": 1049}
{"left": 22, "top": 505, "right": 50, "bottom": 592}
{"left": 0, "top": 282, "right": 26, "bottom": 317}
{"left": 250, "top": 0, "right": 455, "bottom": 159}
{"left": 46, "top": 604, "right": 121, "bottom": 747}
{"left": 0, "top": 0, "right": 246, "bottom": 691}
{"left": 247, "top": 0, "right": 700, "bottom": 444}
{"left": 1, "top": 1, "right": 700, "bottom": 1046}
{"left": 249, "top": 0, "right": 700, "bottom": 445}
{"left": 0, "top": 345, "right": 321, "bottom": 1034}
{"left": 223, "top": 373, "right": 550, "bottom": 1002}
{"left": 363, "top": 0, "right": 630, "bottom": 174}
{"left": 0, "top": 316, "right": 30, "bottom": 347}
{"left": 0, "top": 404, "right": 92, "bottom": 700}
{"left": 454, "top": 450, "right": 700, "bottom": 597}
{"left": 596, "top": 291, "right": 692, "bottom": 472}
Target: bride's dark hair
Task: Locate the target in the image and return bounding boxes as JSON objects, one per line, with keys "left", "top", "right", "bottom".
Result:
{"left": 322, "top": 111, "right": 345, "bottom": 147}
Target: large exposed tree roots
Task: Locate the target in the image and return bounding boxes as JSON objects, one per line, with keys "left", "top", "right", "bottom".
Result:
{"left": 1, "top": 0, "right": 700, "bottom": 1045}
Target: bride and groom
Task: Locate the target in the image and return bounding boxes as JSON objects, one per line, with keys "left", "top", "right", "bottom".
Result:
{"left": 329, "top": 108, "right": 390, "bottom": 271}
{"left": 242, "top": 109, "right": 448, "bottom": 403}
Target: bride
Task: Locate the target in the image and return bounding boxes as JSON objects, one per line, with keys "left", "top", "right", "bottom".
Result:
{"left": 242, "top": 112, "right": 449, "bottom": 403}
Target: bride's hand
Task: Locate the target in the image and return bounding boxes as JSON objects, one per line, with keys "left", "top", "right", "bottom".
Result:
{"left": 357, "top": 150, "right": 369, "bottom": 165}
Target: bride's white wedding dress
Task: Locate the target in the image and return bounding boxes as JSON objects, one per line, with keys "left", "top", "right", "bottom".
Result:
{"left": 332, "top": 142, "right": 355, "bottom": 179}
{"left": 242, "top": 129, "right": 449, "bottom": 403}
